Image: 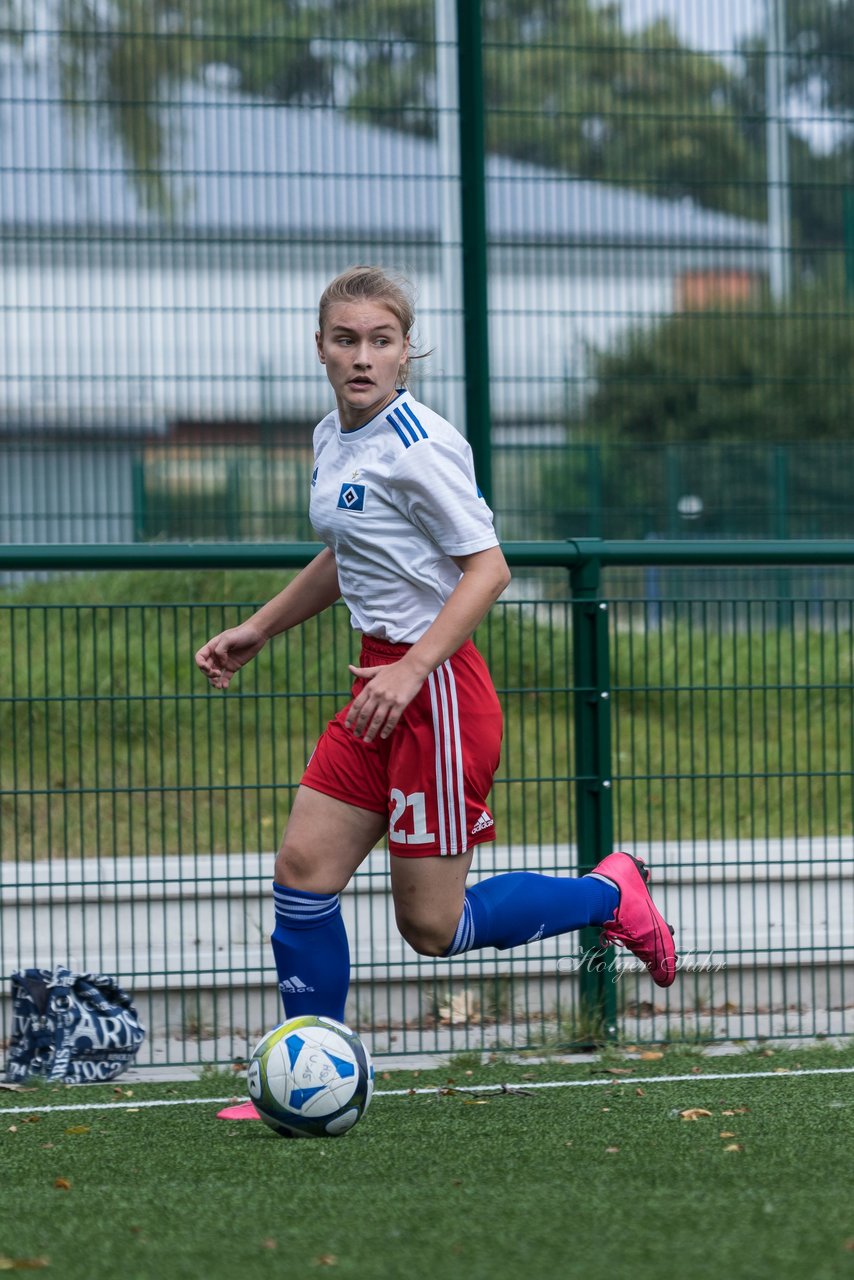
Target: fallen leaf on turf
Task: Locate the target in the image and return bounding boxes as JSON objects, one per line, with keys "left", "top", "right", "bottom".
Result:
{"left": 0, "top": 1083, "right": 34, "bottom": 1093}
{"left": 719, "top": 1131, "right": 737, "bottom": 1138}
{"left": 843, "top": 1239, "right": 854, "bottom": 1252}
{"left": 723, "top": 1144, "right": 743, "bottom": 1153}
{"left": 0, "top": 1256, "right": 49, "bottom": 1270}
{"left": 7, "top": 1126, "right": 17, "bottom": 1133}
{"left": 679, "top": 1108, "right": 713, "bottom": 1121}
{"left": 64, "top": 1126, "right": 89, "bottom": 1135}
{"left": 639, "top": 1051, "right": 663, "bottom": 1061}
{"left": 314, "top": 1255, "right": 337, "bottom": 1267}
{"left": 261, "top": 1239, "right": 277, "bottom": 1251}
{"left": 605, "top": 1068, "right": 632, "bottom": 1076}
{"left": 605, "top": 1146, "right": 620, "bottom": 1154}
{"left": 462, "top": 1099, "right": 489, "bottom": 1105}
{"left": 53, "top": 1178, "right": 71, "bottom": 1191}
{"left": 635, "top": 1089, "right": 645, "bottom": 1097}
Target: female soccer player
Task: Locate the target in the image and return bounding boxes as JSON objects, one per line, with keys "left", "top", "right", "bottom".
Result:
{"left": 195, "top": 265, "right": 676, "bottom": 1033}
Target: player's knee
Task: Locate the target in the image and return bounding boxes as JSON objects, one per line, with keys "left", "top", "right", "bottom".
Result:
{"left": 274, "top": 842, "right": 308, "bottom": 888}
{"left": 396, "top": 916, "right": 455, "bottom": 958}
{"left": 274, "top": 841, "right": 346, "bottom": 894}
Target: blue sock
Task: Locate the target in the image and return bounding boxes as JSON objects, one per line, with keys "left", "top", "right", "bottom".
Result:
{"left": 445, "top": 871, "right": 620, "bottom": 956}
{"left": 270, "top": 883, "right": 350, "bottom": 1021}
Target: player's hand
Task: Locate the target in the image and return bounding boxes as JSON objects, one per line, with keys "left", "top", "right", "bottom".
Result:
{"left": 195, "top": 621, "right": 268, "bottom": 690}
{"left": 345, "top": 659, "right": 425, "bottom": 743}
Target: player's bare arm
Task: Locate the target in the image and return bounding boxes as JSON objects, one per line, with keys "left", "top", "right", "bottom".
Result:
{"left": 195, "top": 547, "right": 341, "bottom": 689}
{"left": 345, "top": 545, "right": 511, "bottom": 742}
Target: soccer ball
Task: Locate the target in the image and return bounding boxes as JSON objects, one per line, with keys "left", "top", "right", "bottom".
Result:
{"left": 247, "top": 1015, "right": 374, "bottom": 1138}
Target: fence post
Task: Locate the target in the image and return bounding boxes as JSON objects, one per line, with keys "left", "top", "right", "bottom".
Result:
{"left": 456, "top": 0, "right": 492, "bottom": 506}
{"left": 570, "top": 550, "right": 617, "bottom": 1041}
{"left": 131, "top": 457, "right": 146, "bottom": 542}
{"left": 774, "top": 446, "right": 792, "bottom": 624}
{"left": 846, "top": 189, "right": 854, "bottom": 297}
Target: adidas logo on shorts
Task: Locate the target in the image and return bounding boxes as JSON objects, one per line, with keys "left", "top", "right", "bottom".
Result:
{"left": 471, "top": 810, "right": 494, "bottom": 835}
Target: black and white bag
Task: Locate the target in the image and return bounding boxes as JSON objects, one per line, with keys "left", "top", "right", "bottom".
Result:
{"left": 4, "top": 965, "right": 145, "bottom": 1084}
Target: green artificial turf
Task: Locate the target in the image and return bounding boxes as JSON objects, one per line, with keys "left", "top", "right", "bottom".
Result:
{"left": 1, "top": 1044, "right": 852, "bottom": 1279}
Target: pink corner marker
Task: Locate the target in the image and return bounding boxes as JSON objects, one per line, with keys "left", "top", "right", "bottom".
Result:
{"left": 216, "top": 1101, "right": 260, "bottom": 1120}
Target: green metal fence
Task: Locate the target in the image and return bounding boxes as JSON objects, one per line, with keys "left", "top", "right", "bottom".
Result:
{"left": 2, "top": 4, "right": 853, "bottom": 490}
{"left": 1, "top": 540, "right": 851, "bottom": 1066}
{"left": 6, "top": 437, "right": 854, "bottom": 549}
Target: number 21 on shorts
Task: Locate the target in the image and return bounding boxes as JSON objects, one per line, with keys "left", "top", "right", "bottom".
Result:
{"left": 388, "top": 789, "right": 435, "bottom": 846}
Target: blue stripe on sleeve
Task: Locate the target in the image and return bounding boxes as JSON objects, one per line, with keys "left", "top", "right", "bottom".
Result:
{"left": 394, "top": 407, "right": 420, "bottom": 444}
{"left": 386, "top": 413, "right": 411, "bottom": 448}
{"left": 399, "top": 402, "right": 428, "bottom": 439}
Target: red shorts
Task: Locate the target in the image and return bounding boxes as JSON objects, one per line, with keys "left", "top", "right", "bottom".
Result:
{"left": 301, "top": 635, "right": 503, "bottom": 857}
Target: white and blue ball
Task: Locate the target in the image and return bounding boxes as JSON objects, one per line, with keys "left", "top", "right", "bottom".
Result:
{"left": 247, "top": 1015, "right": 374, "bottom": 1138}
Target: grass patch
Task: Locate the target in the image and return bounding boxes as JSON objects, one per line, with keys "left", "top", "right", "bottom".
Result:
{"left": 0, "top": 1044, "right": 852, "bottom": 1278}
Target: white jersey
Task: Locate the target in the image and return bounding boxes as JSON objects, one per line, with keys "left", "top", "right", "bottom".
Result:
{"left": 309, "top": 389, "right": 499, "bottom": 643}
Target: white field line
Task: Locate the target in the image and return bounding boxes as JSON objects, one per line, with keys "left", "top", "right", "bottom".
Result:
{"left": 0, "top": 1064, "right": 852, "bottom": 1116}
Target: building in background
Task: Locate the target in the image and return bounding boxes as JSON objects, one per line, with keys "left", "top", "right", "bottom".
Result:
{"left": 0, "top": 68, "right": 768, "bottom": 543}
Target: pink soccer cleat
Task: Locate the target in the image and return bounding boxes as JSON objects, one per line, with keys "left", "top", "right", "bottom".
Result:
{"left": 591, "top": 852, "right": 677, "bottom": 988}
{"left": 216, "top": 1101, "right": 261, "bottom": 1120}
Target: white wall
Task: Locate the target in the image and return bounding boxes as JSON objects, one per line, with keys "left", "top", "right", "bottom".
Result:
{"left": 2, "top": 840, "right": 850, "bottom": 1054}
{"left": 0, "top": 261, "right": 674, "bottom": 430}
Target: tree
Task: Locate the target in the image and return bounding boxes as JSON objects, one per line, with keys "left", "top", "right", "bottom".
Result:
{"left": 481, "top": 6, "right": 762, "bottom": 220}
{"left": 581, "top": 283, "right": 854, "bottom": 444}
{"left": 737, "top": 2, "right": 854, "bottom": 258}
{"left": 11, "top": 1, "right": 759, "bottom": 221}
{"left": 8, "top": 0, "right": 854, "bottom": 255}
{"left": 780, "top": 0, "right": 854, "bottom": 121}
{"left": 52, "top": 0, "right": 342, "bottom": 210}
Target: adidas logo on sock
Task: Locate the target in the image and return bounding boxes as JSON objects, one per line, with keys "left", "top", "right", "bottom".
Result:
{"left": 471, "top": 810, "right": 494, "bottom": 835}
{"left": 279, "top": 975, "right": 315, "bottom": 995}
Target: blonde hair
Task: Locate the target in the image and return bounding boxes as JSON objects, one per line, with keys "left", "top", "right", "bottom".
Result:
{"left": 318, "top": 265, "right": 422, "bottom": 384}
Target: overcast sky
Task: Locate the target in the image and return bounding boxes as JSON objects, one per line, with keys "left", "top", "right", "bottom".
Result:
{"left": 619, "top": 0, "right": 763, "bottom": 50}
